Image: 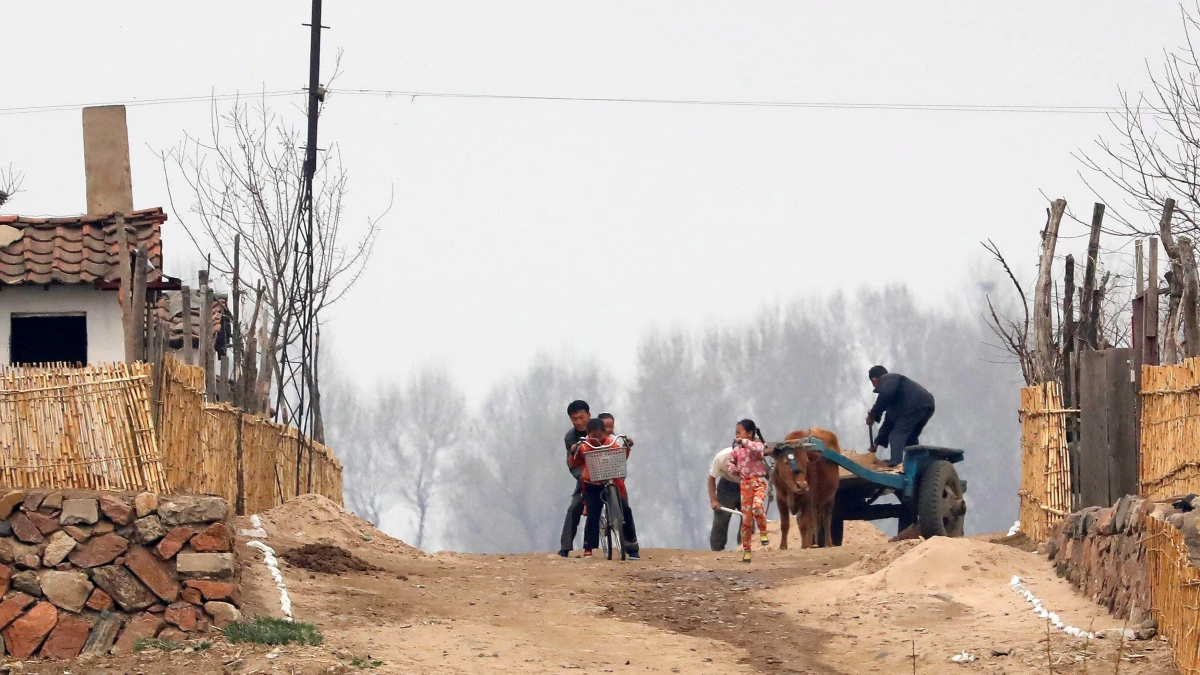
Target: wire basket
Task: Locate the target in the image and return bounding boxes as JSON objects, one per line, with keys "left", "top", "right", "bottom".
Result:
{"left": 584, "top": 447, "right": 627, "bottom": 481}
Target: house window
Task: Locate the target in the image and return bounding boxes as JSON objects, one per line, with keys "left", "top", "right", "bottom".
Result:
{"left": 10, "top": 314, "right": 88, "bottom": 366}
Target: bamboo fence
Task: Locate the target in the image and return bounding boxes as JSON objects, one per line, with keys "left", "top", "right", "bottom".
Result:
{"left": 1146, "top": 516, "right": 1200, "bottom": 675}
{"left": 157, "top": 355, "right": 343, "bottom": 512}
{"left": 0, "top": 363, "right": 168, "bottom": 491}
{"left": 1018, "top": 382, "right": 1073, "bottom": 542}
{"left": 1140, "top": 358, "right": 1200, "bottom": 500}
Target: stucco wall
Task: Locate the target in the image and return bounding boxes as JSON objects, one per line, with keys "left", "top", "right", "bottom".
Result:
{"left": 0, "top": 285, "right": 124, "bottom": 365}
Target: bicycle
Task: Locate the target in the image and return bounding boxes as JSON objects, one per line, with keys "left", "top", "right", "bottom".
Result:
{"left": 579, "top": 435, "right": 632, "bottom": 561}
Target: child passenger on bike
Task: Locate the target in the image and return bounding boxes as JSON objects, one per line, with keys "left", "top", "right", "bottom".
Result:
{"left": 570, "top": 418, "right": 641, "bottom": 560}
{"left": 727, "top": 419, "right": 770, "bottom": 563}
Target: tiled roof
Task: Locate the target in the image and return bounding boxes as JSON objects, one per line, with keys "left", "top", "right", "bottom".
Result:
{"left": 154, "top": 291, "right": 231, "bottom": 352}
{"left": 0, "top": 208, "right": 166, "bottom": 285}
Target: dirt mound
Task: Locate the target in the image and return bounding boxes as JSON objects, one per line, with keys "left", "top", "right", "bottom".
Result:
{"left": 282, "top": 543, "right": 381, "bottom": 575}
{"left": 258, "top": 494, "right": 423, "bottom": 558}
{"left": 831, "top": 538, "right": 922, "bottom": 576}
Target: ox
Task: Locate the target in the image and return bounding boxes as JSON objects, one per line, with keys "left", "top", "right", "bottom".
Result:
{"left": 771, "top": 428, "right": 841, "bottom": 549}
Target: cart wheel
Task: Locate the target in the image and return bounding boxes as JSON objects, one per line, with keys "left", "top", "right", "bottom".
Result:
{"left": 918, "top": 460, "right": 966, "bottom": 538}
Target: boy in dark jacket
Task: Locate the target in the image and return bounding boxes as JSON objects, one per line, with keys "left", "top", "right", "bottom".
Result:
{"left": 866, "top": 366, "right": 935, "bottom": 467}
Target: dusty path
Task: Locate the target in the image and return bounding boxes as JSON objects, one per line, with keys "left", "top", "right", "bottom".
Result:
{"left": 8, "top": 498, "right": 1177, "bottom": 674}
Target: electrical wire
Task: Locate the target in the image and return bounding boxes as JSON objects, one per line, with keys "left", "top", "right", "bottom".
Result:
{"left": 0, "top": 87, "right": 1139, "bottom": 117}
{"left": 0, "top": 89, "right": 305, "bottom": 116}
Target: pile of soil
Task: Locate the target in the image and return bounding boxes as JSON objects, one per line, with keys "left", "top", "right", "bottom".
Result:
{"left": 258, "top": 494, "right": 423, "bottom": 558}
{"left": 282, "top": 543, "right": 382, "bottom": 575}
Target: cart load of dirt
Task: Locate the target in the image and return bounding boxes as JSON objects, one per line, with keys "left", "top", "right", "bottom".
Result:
{"left": 259, "top": 494, "right": 423, "bottom": 558}
{"left": 282, "top": 543, "right": 382, "bottom": 575}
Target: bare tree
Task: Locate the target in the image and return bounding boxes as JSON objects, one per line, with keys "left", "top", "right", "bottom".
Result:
{"left": 320, "top": 358, "right": 392, "bottom": 526}
{"left": 160, "top": 94, "right": 388, "bottom": 435}
{"left": 0, "top": 164, "right": 25, "bottom": 209}
{"left": 372, "top": 368, "right": 466, "bottom": 549}
{"left": 1077, "top": 5, "right": 1200, "bottom": 238}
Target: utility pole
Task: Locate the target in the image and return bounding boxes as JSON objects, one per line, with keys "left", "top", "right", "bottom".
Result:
{"left": 293, "top": 0, "right": 324, "bottom": 495}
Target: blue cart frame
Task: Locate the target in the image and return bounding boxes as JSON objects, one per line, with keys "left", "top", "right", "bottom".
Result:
{"left": 776, "top": 438, "right": 968, "bottom": 545}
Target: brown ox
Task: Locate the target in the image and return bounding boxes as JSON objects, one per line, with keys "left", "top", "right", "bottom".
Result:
{"left": 771, "top": 428, "right": 841, "bottom": 549}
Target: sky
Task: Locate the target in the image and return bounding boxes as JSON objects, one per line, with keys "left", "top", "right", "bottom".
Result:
{"left": 1, "top": 2, "right": 1185, "bottom": 400}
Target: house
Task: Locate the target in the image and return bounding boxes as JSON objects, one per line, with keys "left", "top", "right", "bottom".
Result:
{"left": 0, "top": 105, "right": 212, "bottom": 366}
{"left": 0, "top": 208, "right": 172, "bottom": 365}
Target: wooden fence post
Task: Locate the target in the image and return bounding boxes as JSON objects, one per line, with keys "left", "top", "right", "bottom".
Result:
{"left": 131, "top": 248, "right": 148, "bottom": 362}
{"left": 115, "top": 214, "right": 135, "bottom": 364}
{"left": 1148, "top": 237, "right": 1161, "bottom": 367}
{"left": 235, "top": 411, "right": 245, "bottom": 516}
{"left": 199, "top": 269, "right": 214, "bottom": 397}
{"left": 181, "top": 286, "right": 194, "bottom": 367}
{"left": 1063, "top": 255, "right": 1077, "bottom": 440}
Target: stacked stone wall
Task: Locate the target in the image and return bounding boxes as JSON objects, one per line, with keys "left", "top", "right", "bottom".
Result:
{"left": 0, "top": 489, "right": 240, "bottom": 659}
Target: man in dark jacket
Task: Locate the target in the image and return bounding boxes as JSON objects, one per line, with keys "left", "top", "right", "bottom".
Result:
{"left": 866, "top": 366, "right": 935, "bottom": 467}
{"left": 559, "top": 400, "right": 591, "bottom": 557}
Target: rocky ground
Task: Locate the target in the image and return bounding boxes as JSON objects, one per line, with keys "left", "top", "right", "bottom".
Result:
{"left": 0, "top": 497, "right": 1178, "bottom": 674}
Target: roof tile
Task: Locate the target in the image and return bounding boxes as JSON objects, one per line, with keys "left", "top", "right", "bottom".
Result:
{"left": 0, "top": 209, "right": 166, "bottom": 285}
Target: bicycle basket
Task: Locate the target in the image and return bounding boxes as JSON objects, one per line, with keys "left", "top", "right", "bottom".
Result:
{"left": 584, "top": 446, "right": 627, "bottom": 481}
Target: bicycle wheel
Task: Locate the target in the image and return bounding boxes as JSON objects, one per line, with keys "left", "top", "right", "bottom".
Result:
{"left": 605, "top": 483, "right": 628, "bottom": 561}
{"left": 600, "top": 511, "right": 612, "bottom": 560}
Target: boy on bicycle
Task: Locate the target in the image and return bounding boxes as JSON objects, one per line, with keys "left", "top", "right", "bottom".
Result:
{"left": 570, "top": 418, "right": 641, "bottom": 559}
{"left": 597, "top": 412, "right": 640, "bottom": 549}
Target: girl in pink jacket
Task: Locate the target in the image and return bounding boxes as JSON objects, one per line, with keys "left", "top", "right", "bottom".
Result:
{"left": 726, "top": 419, "right": 770, "bottom": 562}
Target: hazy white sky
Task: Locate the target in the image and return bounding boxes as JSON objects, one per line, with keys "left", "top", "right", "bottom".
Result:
{"left": 2, "top": 2, "right": 1182, "bottom": 399}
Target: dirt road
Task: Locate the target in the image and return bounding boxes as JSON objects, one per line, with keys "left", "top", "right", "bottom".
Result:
{"left": 14, "top": 497, "right": 1176, "bottom": 674}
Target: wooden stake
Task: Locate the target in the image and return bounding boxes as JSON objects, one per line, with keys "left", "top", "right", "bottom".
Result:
{"left": 1063, "top": 255, "right": 1077, "bottom": 435}
{"left": 231, "top": 235, "right": 242, "bottom": 408}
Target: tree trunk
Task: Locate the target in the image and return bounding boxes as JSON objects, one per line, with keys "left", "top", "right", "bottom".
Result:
{"left": 1062, "top": 255, "right": 1077, "bottom": 439}
{"left": 1034, "top": 199, "right": 1067, "bottom": 384}
{"left": 1079, "top": 203, "right": 1104, "bottom": 350}
{"left": 1160, "top": 199, "right": 1183, "bottom": 364}
{"left": 1181, "top": 236, "right": 1200, "bottom": 358}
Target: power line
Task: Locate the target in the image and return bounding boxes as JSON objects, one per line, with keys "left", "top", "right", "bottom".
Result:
{"left": 0, "top": 90, "right": 305, "bottom": 116}
{"left": 0, "top": 87, "right": 1145, "bottom": 117}
{"left": 334, "top": 88, "right": 1131, "bottom": 114}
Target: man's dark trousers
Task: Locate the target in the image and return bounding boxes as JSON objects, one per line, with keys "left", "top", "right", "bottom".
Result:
{"left": 709, "top": 478, "right": 742, "bottom": 551}
{"left": 886, "top": 406, "right": 935, "bottom": 466}
{"left": 560, "top": 480, "right": 584, "bottom": 552}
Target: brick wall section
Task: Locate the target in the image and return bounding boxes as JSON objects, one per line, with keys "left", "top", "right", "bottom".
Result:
{"left": 0, "top": 489, "right": 241, "bottom": 659}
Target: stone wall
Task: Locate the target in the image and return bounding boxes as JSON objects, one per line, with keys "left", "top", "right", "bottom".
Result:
{"left": 1048, "top": 493, "right": 1200, "bottom": 636}
{"left": 0, "top": 489, "right": 241, "bottom": 659}
{"left": 1046, "top": 495, "right": 1154, "bottom": 627}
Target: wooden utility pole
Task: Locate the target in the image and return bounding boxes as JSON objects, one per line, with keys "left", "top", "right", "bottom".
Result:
{"left": 1034, "top": 200, "right": 1067, "bottom": 384}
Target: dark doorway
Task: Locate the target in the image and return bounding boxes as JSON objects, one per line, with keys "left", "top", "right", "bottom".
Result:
{"left": 10, "top": 315, "right": 87, "bottom": 366}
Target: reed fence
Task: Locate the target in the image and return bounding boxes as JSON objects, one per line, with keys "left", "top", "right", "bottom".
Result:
{"left": 1140, "top": 358, "right": 1200, "bottom": 500}
{"left": 0, "top": 363, "right": 168, "bottom": 492}
{"left": 1146, "top": 516, "right": 1200, "bottom": 675}
{"left": 1018, "top": 382, "right": 1073, "bottom": 542}
{"left": 157, "top": 355, "right": 342, "bottom": 512}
